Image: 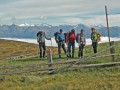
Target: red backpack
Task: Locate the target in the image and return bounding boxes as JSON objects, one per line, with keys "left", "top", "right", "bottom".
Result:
{"left": 68, "top": 32, "right": 76, "bottom": 43}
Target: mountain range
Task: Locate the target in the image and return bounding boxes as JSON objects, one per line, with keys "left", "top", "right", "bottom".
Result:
{"left": 0, "top": 23, "right": 120, "bottom": 38}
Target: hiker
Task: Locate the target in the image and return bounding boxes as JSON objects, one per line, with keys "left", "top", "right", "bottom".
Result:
{"left": 37, "top": 31, "right": 51, "bottom": 58}
{"left": 67, "top": 29, "right": 76, "bottom": 58}
{"left": 76, "top": 29, "right": 86, "bottom": 58}
{"left": 56, "top": 29, "right": 67, "bottom": 58}
{"left": 91, "top": 28, "right": 100, "bottom": 55}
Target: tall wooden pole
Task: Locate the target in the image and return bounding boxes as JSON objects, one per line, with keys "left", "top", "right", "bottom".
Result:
{"left": 105, "top": 6, "right": 115, "bottom": 62}
{"left": 105, "top": 5, "right": 111, "bottom": 46}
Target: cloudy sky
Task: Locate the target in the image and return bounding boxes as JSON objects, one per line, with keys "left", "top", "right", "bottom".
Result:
{"left": 0, "top": 0, "right": 120, "bottom": 26}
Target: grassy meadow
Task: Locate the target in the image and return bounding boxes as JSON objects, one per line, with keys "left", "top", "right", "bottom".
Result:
{"left": 0, "top": 39, "right": 120, "bottom": 90}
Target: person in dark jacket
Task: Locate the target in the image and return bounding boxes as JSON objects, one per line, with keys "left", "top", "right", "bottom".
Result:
{"left": 37, "top": 31, "right": 51, "bottom": 58}
{"left": 67, "top": 29, "right": 76, "bottom": 58}
{"left": 56, "top": 29, "right": 66, "bottom": 58}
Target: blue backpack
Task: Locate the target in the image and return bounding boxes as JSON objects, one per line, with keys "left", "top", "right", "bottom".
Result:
{"left": 54, "top": 32, "right": 60, "bottom": 43}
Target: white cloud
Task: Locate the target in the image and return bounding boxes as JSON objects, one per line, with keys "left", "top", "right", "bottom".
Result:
{"left": 109, "top": 15, "right": 120, "bottom": 26}
{"left": 63, "top": 14, "right": 120, "bottom": 26}
{"left": 0, "top": 0, "right": 119, "bottom": 26}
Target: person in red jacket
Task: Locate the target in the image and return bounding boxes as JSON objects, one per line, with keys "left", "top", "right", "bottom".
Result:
{"left": 67, "top": 29, "right": 76, "bottom": 58}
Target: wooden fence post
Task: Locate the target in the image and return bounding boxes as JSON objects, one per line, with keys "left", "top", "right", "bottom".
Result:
{"left": 110, "top": 41, "right": 115, "bottom": 62}
{"left": 47, "top": 49, "right": 53, "bottom": 70}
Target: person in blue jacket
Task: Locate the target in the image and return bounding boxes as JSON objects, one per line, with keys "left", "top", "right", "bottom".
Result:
{"left": 56, "top": 29, "right": 66, "bottom": 58}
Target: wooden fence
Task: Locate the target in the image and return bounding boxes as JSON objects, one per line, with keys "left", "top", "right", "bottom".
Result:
{"left": 0, "top": 42, "right": 120, "bottom": 75}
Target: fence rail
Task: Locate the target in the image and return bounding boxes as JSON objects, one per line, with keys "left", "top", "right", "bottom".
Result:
{"left": 0, "top": 43, "right": 120, "bottom": 75}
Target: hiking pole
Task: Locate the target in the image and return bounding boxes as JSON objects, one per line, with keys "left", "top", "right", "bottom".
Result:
{"left": 50, "top": 38, "right": 53, "bottom": 48}
{"left": 50, "top": 38, "right": 53, "bottom": 55}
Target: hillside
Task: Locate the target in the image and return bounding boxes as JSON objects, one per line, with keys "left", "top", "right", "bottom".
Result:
{"left": 0, "top": 39, "right": 120, "bottom": 90}
{"left": 0, "top": 39, "right": 57, "bottom": 61}
{"left": 0, "top": 39, "right": 38, "bottom": 60}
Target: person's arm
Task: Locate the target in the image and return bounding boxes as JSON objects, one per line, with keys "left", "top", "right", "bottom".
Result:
{"left": 78, "top": 34, "right": 80, "bottom": 43}
{"left": 45, "top": 35, "right": 51, "bottom": 40}
{"left": 84, "top": 35, "right": 86, "bottom": 45}
{"left": 72, "top": 34, "right": 76, "bottom": 40}
{"left": 74, "top": 34, "right": 76, "bottom": 40}
{"left": 56, "top": 34, "right": 59, "bottom": 42}
{"left": 91, "top": 33, "right": 93, "bottom": 40}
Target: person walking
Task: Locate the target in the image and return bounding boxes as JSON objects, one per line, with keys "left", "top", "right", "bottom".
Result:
{"left": 91, "top": 28, "right": 99, "bottom": 56}
{"left": 67, "top": 29, "right": 76, "bottom": 58}
{"left": 77, "top": 29, "right": 86, "bottom": 58}
{"left": 37, "top": 31, "right": 51, "bottom": 58}
{"left": 56, "top": 29, "right": 67, "bottom": 58}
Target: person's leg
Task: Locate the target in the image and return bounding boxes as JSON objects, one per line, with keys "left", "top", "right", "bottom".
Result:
{"left": 92, "top": 42, "right": 96, "bottom": 54}
{"left": 94, "top": 42, "right": 98, "bottom": 53}
{"left": 72, "top": 43, "right": 75, "bottom": 58}
{"left": 68, "top": 43, "right": 71, "bottom": 57}
{"left": 58, "top": 42, "right": 62, "bottom": 58}
{"left": 81, "top": 44, "right": 85, "bottom": 57}
{"left": 62, "top": 43, "right": 66, "bottom": 54}
{"left": 42, "top": 42, "right": 46, "bottom": 58}
{"left": 39, "top": 42, "right": 42, "bottom": 58}
{"left": 78, "top": 45, "right": 81, "bottom": 57}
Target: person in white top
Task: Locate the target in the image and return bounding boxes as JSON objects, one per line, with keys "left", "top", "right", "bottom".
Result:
{"left": 77, "top": 29, "right": 86, "bottom": 58}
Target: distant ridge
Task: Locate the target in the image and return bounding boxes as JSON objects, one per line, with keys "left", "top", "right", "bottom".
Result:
{"left": 0, "top": 24, "right": 119, "bottom": 38}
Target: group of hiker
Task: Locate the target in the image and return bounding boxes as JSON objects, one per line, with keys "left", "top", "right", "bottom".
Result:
{"left": 37, "top": 28, "right": 100, "bottom": 58}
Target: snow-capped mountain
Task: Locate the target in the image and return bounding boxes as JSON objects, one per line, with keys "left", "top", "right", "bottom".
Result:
{"left": 0, "top": 24, "right": 119, "bottom": 38}
{"left": 18, "top": 23, "right": 35, "bottom": 27}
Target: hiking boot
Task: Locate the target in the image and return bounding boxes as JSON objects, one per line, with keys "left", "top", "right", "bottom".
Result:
{"left": 72, "top": 54, "right": 74, "bottom": 58}
{"left": 43, "top": 51, "right": 46, "bottom": 58}
{"left": 78, "top": 52, "right": 80, "bottom": 57}
{"left": 67, "top": 55, "right": 71, "bottom": 58}
{"left": 59, "top": 55, "right": 61, "bottom": 58}
{"left": 43, "top": 56, "right": 46, "bottom": 58}
{"left": 40, "top": 52, "right": 42, "bottom": 58}
{"left": 67, "top": 54, "right": 69, "bottom": 57}
{"left": 65, "top": 51, "right": 67, "bottom": 55}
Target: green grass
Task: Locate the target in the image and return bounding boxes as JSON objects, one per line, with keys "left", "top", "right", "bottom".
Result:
{"left": 1, "top": 66, "right": 120, "bottom": 90}
{"left": 0, "top": 39, "right": 39, "bottom": 60}
{"left": 0, "top": 39, "right": 120, "bottom": 90}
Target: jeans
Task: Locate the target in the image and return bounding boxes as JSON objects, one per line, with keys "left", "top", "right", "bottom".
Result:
{"left": 92, "top": 42, "right": 98, "bottom": 54}
{"left": 68, "top": 42, "right": 75, "bottom": 57}
{"left": 58, "top": 41, "right": 66, "bottom": 57}
{"left": 78, "top": 44, "right": 85, "bottom": 57}
{"left": 39, "top": 42, "right": 46, "bottom": 58}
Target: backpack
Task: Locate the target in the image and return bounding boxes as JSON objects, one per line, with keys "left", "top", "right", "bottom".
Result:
{"left": 54, "top": 32, "right": 60, "bottom": 43}
{"left": 37, "top": 31, "right": 43, "bottom": 37}
{"left": 76, "top": 33, "right": 80, "bottom": 43}
{"left": 68, "top": 32, "right": 76, "bottom": 43}
{"left": 64, "top": 33, "right": 68, "bottom": 43}
{"left": 91, "top": 32, "right": 101, "bottom": 42}
{"left": 97, "top": 32, "right": 101, "bottom": 42}
{"left": 37, "top": 31, "right": 45, "bottom": 42}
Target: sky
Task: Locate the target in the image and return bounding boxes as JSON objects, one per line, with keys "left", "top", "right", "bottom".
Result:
{"left": 0, "top": 0, "right": 120, "bottom": 26}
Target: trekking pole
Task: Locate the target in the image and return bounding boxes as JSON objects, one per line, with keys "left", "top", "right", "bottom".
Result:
{"left": 50, "top": 38, "right": 53, "bottom": 55}
{"left": 51, "top": 38, "right": 53, "bottom": 48}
